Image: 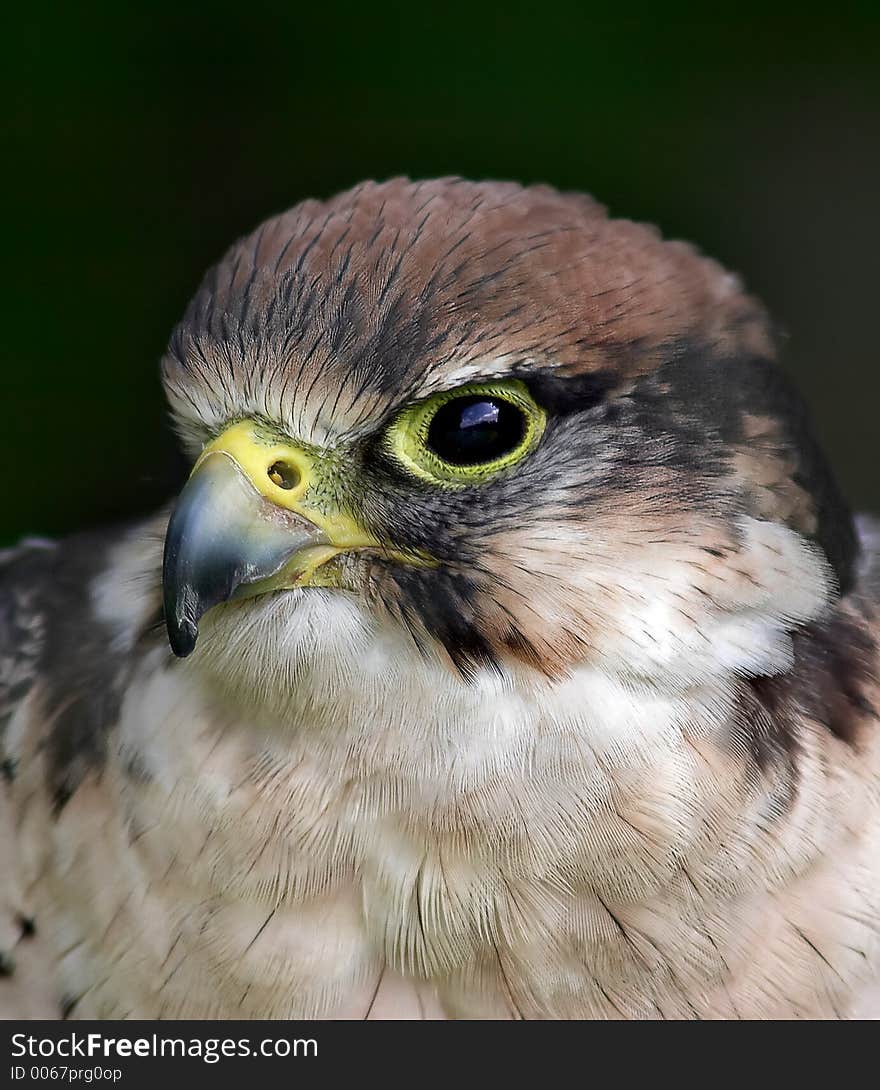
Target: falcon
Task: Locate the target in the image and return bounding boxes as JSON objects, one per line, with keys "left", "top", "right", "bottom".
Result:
{"left": 2, "top": 177, "right": 879, "bottom": 1019}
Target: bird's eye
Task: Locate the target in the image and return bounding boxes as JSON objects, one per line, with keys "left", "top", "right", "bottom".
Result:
{"left": 384, "top": 379, "right": 546, "bottom": 486}
{"left": 426, "top": 396, "right": 526, "bottom": 466}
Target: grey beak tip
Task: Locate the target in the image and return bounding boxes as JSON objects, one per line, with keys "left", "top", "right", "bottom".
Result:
{"left": 163, "top": 540, "right": 202, "bottom": 658}
{"left": 163, "top": 578, "right": 199, "bottom": 657}
{"left": 167, "top": 617, "right": 198, "bottom": 659}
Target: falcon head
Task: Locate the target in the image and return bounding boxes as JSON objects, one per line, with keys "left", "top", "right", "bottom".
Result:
{"left": 161, "top": 177, "right": 855, "bottom": 697}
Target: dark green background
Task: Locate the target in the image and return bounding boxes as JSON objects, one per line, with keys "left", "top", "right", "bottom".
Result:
{"left": 4, "top": 6, "right": 880, "bottom": 546}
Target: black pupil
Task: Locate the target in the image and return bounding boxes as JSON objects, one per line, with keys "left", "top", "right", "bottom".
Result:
{"left": 426, "top": 396, "right": 526, "bottom": 467}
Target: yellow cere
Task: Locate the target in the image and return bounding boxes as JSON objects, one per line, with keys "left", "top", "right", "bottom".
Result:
{"left": 384, "top": 378, "right": 546, "bottom": 487}
{"left": 195, "top": 420, "right": 377, "bottom": 550}
{"left": 195, "top": 420, "right": 437, "bottom": 580}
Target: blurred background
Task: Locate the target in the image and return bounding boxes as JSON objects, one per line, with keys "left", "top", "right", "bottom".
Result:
{"left": 4, "top": 5, "right": 879, "bottom": 545}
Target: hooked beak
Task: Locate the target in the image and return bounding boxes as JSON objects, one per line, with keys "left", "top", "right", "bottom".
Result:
{"left": 162, "top": 451, "right": 332, "bottom": 657}
{"left": 162, "top": 419, "right": 382, "bottom": 658}
{"left": 162, "top": 419, "right": 434, "bottom": 659}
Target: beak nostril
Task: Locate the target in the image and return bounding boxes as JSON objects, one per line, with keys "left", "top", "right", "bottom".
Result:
{"left": 267, "top": 461, "right": 300, "bottom": 491}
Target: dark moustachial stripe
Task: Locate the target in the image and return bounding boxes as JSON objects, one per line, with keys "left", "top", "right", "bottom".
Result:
{"left": 383, "top": 565, "right": 502, "bottom": 679}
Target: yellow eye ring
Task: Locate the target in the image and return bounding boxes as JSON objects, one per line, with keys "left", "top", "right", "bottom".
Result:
{"left": 383, "top": 379, "right": 546, "bottom": 487}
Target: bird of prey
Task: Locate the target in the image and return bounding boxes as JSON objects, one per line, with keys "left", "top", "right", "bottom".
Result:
{"left": 2, "top": 178, "right": 879, "bottom": 1020}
